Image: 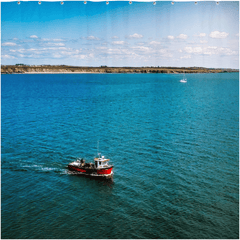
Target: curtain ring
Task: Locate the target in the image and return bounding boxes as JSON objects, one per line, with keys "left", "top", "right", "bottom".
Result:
{"left": 106, "top": 1, "right": 109, "bottom": 4}
{"left": 17, "top": 1, "right": 20, "bottom": 4}
{"left": 153, "top": 1, "right": 156, "bottom": 5}
{"left": 38, "top": 1, "right": 41, "bottom": 5}
{"left": 84, "top": 1, "right": 87, "bottom": 4}
{"left": 171, "top": 2, "right": 174, "bottom": 5}
{"left": 129, "top": 1, "right": 132, "bottom": 4}
{"left": 60, "top": 1, "right": 64, "bottom": 5}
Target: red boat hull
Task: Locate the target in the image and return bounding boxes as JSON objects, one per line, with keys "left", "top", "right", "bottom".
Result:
{"left": 97, "top": 168, "right": 113, "bottom": 174}
{"left": 68, "top": 166, "right": 87, "bottom": 172}
{"left": 68, "top": 165, "right": 113, "bottom": 177}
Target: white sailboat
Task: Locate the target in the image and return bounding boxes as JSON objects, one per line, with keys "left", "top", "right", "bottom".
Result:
{"left": 180, "top": 73, "right": 187, "bottom": 83}
{"left": 180, "top": 78, "right": 187, "bottom": 83}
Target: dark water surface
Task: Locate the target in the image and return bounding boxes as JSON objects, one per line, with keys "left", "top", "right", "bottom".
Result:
{"left": 1, "top": 73, "right": 239, "bottom": 239}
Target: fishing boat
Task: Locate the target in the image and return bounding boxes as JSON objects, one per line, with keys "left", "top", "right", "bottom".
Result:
{"left": 68, "top": 153, "right": 113, "bottom": 178}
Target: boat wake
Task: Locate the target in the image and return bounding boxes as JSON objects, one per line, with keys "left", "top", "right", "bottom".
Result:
{"left": 18, "top": 164, "right": 67, "bottom": 174}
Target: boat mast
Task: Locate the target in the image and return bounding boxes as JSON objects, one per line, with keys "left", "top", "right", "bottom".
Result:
{"left": 97, "top": 140, "right": 101, "bottom": 158}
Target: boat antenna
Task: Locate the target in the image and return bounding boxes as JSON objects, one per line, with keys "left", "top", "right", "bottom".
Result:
{"left": 97, "top": 140, "right": 100, "bottom": 157}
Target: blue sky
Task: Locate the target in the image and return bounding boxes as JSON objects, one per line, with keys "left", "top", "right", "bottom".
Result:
{"left": 1, "top": 1, "right": 239, "bottom": 68}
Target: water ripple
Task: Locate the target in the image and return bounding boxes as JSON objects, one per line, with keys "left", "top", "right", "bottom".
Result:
{"left": 1, "top": 73, "right": 239, "bottom": 239}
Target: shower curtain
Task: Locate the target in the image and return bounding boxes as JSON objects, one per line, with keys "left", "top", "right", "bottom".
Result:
{"left": 1, "top": 1, "right": 239, "bottom": 239}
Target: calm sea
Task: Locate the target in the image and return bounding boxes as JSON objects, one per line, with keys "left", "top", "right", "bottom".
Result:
{"left": 1, "top": 73, "right": 239, "bottom": 239}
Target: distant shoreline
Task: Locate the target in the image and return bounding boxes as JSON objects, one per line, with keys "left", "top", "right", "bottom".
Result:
{"left": 23, "top": 72, "right": 99, "bottom": 74}
{"left": 1, "top": 65, "right": 239, "bottom": 74}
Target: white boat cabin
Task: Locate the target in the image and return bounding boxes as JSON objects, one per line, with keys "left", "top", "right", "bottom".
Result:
{"left": 94, "top": 154, "right": 110, "bottom": 168}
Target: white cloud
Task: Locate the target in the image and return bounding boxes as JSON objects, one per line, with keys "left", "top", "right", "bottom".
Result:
{"left": 217, "top": 47, "right": 238, "bottom": 56}
{"left": 53, "top": 43, "right": 65, "bottom": 46}
{"left": 59, "top": 47, "right": 68, "bottom": 50}
{"left": 184, "top": 45, "right": 238, "bottom": 56}
{"left": 177, "top": 34, "right": 188, "bottom": 39}
{"left": 2, "top": 54, "right": 16, "bottom": 59}
{"left": 180, "top": 55, "right": 191, "bottom": 59}
{"left": 94, "top": 44, "right": 174, "bottom": 60}
{"left": 87, "top": 36, "right": 100, "bottom": 40}
{"left": 131, "top": 46, "right": 151, "bottom": 52}
{"left": 112, "top": 41, "right": 126, "bottom": 45}
{"left": 200, "top": 40, "right": 208, "bottom": 44}
{"left": 194, "top": 33, "right": 206, "bottom": 37}
{"left": 2, "top": 42, "right": 17, "bottom": 46}
{"left": 158, "top": 49, "right": 167, "bottom": 54}
{"left": 42, "top": 47, "right": 58, "bottom": 50}
{"left": 38, "top": 38, "right": 65, "bottom": 43}
{"left": 184, "top": 47, "right": 193, "bottom": 53}
{"left": 184, "top": 46, "right": 202, "bottom": 54}
{"left": 73, "top": 54, "right": 92, "bottom": 59}
{"left": 158, "top": 49, "right": 173, "bottom": 58}
{"left": 127, "top": 33, "right": 143, "bottom": 39}
{"left": 30, "top": 35, "right": 38, "bottom": 39}
{"left": 178, "top": 49, "right": 183, "bottom": 53}
{"left": 43, "top": 42, "right": 65, "bottom": 47}
{"left": 53, "top": 39, "right": 65, "bottom": 42}
{"left": 15, "top": 48, "right": 33, "bottom": 53}
{"left": 6, "top": 46, "right": 87, "bottom": 60}
{"left": 111, "top": 36, "right": 119, "bottom": 39}
{"left": 27, "top": 48, "right": 38, "bottom": 52}
{"left": 96, "top": 46, "right": 108, "bottom": 50}
{"left": 203, "top": 46, "right": 218, "bottom": 55}
{"left": 17, "top": 49, "right": 24, "bottom": 53}
{"left": 207, "top": 46, "right": 218, "bottom": 50}
{"left": 209, "top": 31, "right": 229, "bottom": 39}
{"left": 61, "top": 49, "right": 82, "bottom": 56}
{"left": 164, "top": 53, "right": 173, "bottom": 58}
{"left": 149, "top": 41, "right": 161, "bottom": 45}
{"left": 95, "top": 46, "right": 138, "bottom": 58}
{"left": 137, "top": 42, "right": 146, "bottom": 46}
{"left": 167, "top": 35, "right": 174, "bottom": 40}
{"left": 41, "top": 38, "right": 50, "bottom": 41}
{"left": 52, "top": 53, "right": 62, "bottom": 58}
{"left": 106, "top": 48, "right": 122, "bottom": 54}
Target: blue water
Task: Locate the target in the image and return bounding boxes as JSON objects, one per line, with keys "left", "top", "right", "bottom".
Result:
{"left": 1, "top": 73, "right": 239, "bottom": 239}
